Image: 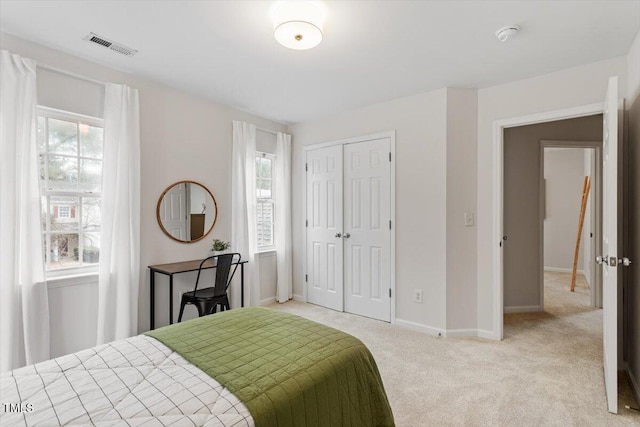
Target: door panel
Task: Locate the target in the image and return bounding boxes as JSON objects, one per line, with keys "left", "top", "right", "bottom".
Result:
{"left": 306, "top": 145, "right": 343, "bottom": 311}
{"left": 602, "top": 76, "right": 620, "bottom": 414}
{"left": 344, "top": 138, "right": 391, "bottom": 322}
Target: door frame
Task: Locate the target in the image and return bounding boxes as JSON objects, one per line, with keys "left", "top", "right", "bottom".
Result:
{"left": 492, "top": 103, "right": 603, "bottom": 340}
{"left": 540, "top": 141, "right": 603, "bottom": 309}
{"left": 303, "top": 131, "right": 397, "bottom": 324}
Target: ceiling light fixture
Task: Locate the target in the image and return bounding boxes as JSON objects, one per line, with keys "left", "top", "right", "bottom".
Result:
{"left": 495, "top": 25, "right": 520, "bottom": 42}
{"left": 272, "top": 1, "right": 325, "bottom": 50}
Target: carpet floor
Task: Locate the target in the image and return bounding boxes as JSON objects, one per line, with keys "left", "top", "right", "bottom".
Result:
{"left": 268, "top": 272, "right": 640, "bottom": 426}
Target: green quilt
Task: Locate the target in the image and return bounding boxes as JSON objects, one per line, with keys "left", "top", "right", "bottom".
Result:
{"left": 146, "top": 307, "right": 394, "bottom": 427}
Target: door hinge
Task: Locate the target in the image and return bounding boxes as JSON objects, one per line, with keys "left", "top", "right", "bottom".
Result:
{"left": 389, "top": 220, "right": 392, "bottom": 230}
{"left": 389, "top": 152, "right": 392, "bottom": 162}
{"left": 305, "top": 274, "right": 308, "bottom": 283}
{"left": 305, "top": 219, "right": 308, "bottom": 227}
{"left": 389, "top": 288, "right": 392, "bottom": 298}
{"left": 305, "top": 163, "right": 308, "bottom": 172}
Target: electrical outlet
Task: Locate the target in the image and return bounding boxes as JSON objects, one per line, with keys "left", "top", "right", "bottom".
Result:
{"left": 414, "top": 289, "right": 423, "bottom": 304}
{"left": 464, "top": 212, "right": 475, "bottom": 227}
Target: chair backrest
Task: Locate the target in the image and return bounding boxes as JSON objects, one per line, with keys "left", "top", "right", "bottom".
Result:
{"left": 193, "top": 253, "right": 242, "bottom": 296}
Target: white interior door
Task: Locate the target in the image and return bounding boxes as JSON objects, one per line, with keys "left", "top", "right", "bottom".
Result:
{"left": 601, "top": 76, "right": 619, "bottom": 414}
{"left": 160, "top": 183, "right": 186, "bottom": 240}
{"left": 343, "top": 139, "right": 391, "bottom": 322}
{"left": 306, "top": 145, "right": 344, "bottom": 311}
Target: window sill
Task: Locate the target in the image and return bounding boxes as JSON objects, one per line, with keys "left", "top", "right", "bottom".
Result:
{"left": 47, "top": 271, "right": 99, "bottom": 289}
{"left": 257, "top": 248, "right": 277, "bottom": 257}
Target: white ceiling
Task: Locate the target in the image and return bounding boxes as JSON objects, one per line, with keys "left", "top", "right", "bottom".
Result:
{"left": 1, "top": 1, "right": 638, "bottom": 124}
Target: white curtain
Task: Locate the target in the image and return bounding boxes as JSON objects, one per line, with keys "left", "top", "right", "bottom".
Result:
{"left": 231, "top": 121, "right": 260, "bottom": 307}
{"left": 275, "top": 132, "right": 293, "bottom": 303}
{"left": 0, "top": 51, "right": 50, "bottom": 372}
{"left": 97, "top": 84, "right": 141, "bottom": 345}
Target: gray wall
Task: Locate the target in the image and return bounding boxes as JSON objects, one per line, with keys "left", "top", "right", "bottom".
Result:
{"left": 503, "top": 116, "right": 602, "bottom": 310}
{"left": 626, "top": 68, "right": 640, "bottom": 402}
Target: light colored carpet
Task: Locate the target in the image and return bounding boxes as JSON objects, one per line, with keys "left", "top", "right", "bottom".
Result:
{"left": 268, "top": 272, "right": 640, "bottom": 426}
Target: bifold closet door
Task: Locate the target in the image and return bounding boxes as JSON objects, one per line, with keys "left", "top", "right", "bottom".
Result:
{"left": 306, "top": 145, "right": 344, "bottom": 311}
{"left": 343, "top": 139, "right": 391, "bottom": 322}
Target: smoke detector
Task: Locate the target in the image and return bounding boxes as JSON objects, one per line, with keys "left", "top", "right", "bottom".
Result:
{"left": 83, "top": 33, "right": 138, "bottom": 56}
{"left": 495, "top": 25, "right": 520, "bottom": 42}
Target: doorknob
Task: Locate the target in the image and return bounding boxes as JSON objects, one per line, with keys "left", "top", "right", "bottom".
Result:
{"left": 618, "top": 257, "right": 632, "bottom": 267}
{"left": 334, "top": 232, "right": 342, "bottom": 238}
{"left": 343, "top": 233, "right": 351, "bottom": 239}
{"left": 596, "top": 255, "right": 609, "bottom": 265}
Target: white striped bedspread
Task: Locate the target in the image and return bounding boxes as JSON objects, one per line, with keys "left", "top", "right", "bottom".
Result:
{"left": 0, "top": 335, "right": 254, "bottom": 427}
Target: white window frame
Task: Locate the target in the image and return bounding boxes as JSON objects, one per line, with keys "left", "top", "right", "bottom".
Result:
{"left": 38, "top": 106, "right": 104, "bottom": 278}
{"left": 256, "top": 152, "right": 276, "bottom": 252}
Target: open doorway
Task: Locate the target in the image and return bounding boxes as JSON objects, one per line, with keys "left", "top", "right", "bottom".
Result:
{"left": 502, "top": 115, "right": 603, "bottom": 318}
{"left": 542, "top": 145, "right": 602, "bottom": 313}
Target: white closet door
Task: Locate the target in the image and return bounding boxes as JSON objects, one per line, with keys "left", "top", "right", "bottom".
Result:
{"left": 343, "top": 138, "right": 391, "bottom": 322}
{"left": 306, "top": 145, "right": 344, "bottom": 311}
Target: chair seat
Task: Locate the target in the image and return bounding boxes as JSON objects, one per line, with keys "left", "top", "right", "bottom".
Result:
{"left": 183, "top": 287, "right": 226, "bottom": 300}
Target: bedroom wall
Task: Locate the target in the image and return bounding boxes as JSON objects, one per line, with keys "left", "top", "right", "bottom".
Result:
{"left": 625, "top": 30, "right": 640, "bottom": 402}
{"left": 476, "top": 55, "right": 628, "bottom": 335}
{"left": 289, "top": 89, "right": 450, "bottom": 332}
{"left": 543, "top": 148, "right": 590, "bottom": 273}
{"left": 445, "top": 88, "right": 478, "bottom": 332}
{"left": 0, "top": 33, "right": 286, "bottom": 356}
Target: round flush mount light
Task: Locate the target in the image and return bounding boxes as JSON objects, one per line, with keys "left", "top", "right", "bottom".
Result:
{"left": 495, "top": 24, "right": 520, "bottom": 42}
{"left": 272, "top": 1, "right": 326, "bottom": 50}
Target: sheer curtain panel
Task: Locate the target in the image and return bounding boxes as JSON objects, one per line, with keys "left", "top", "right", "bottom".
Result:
{"left": 0, "top": 51, "right": 50, "bottom": 372}
{"left": 275, "top": 132, "right": 293, "bottom": 303}
{"left": 97, "top": 84, "right": 141, "bottom": 345}
{"left": 231, "top": 121, "right": 260, "bottom": 307}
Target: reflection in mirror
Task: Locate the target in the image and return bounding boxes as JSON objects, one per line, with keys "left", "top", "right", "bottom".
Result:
{"left": 157, "top": 181, "right": 218, "bottom": 243}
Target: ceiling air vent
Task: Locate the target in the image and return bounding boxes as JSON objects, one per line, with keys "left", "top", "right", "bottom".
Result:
{"left": 83, "top": 33, "right": 138, "bottom": 57}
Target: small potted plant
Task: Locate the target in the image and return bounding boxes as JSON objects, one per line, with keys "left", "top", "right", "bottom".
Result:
{"left": 211, "top": 239, "right": 231, "bottom": 256}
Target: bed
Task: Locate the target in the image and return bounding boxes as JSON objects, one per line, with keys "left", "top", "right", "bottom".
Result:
{"left": 1, "top": 307, "right": 395, "bottom": 426}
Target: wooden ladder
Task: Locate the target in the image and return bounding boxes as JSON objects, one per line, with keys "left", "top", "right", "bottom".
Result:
{"left": 571, "top": 176, "right": 591, "bottom": 292}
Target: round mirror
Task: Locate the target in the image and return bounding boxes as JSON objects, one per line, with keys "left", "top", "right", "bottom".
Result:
{"left": 156, "top": 181, "right": 218, "bottom": 243}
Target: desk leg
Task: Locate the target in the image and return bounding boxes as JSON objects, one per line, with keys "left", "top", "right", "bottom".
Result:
{"left": 241, "top": 263, "right": 245, "bottom": 308}
{"left": 169, "top": 275, "right": 174, "bottom": 325}
{"left": 150, "top": 271, "right": 155, "bottom": 330}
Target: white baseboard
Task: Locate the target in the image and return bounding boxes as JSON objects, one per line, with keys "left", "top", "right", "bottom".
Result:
{"left": 544, "top": 267, "right": 585, "bottom": 275}
{"left": 445, "top": 329, "right": 479, "bottom": 338}
{"left": 625, "top": 363, "right": 640, "bottom": 405}
{"left": 259, "top": 297, "right": 276, "bottom": 306}
{"left": 395, "top": 318, "right": 445, "bottom": 337}
{"left": 504, "top": 305, "right": 542, "bottom": 314}
{"left": 477, "top": 329, "right": 498, "bottom": 340}
{"left": 292, "top": 294, "right": 305, "bottom": 302}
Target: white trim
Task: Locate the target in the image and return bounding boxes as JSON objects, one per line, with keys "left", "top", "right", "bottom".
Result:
{"left": 543, "top": 267, "right": 586, "bottom": 274}
{"left": 303, "top": 131, "right": 397, "bottom": 324}
{"left": 492, "top": 102, "right": 603, "bottom": 341}
{"left": 38, "top": 105, "right": 104, "bottom": 127}
{"left": 504, "top": 305, "right": 543, "bottom": 314}
{"left": 259, "top": 296, "right": 276, "bottom": 306}
{"left": 477, "top": 329, "right": 498, "bottom": 340}
{"left": 395, "top": 318, "right": 445, "bottom": 337}
{"left": 445, "top": 329, "right": 479, "bottom": 338}
{"left": 292, "top": 293, "right": 305, "bottom": 302}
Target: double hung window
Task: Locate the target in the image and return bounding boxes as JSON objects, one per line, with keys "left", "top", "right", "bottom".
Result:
{"left": 37, "top": 107, "right": 104, "bottom": 272}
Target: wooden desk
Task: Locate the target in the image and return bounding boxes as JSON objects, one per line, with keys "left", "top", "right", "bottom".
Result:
{"left": 148, "top": 258, "right": 248, "bottom": 330}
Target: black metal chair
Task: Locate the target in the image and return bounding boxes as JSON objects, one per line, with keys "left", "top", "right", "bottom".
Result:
{"left": 177, "top": 252, "right": 241, "bottom": 322}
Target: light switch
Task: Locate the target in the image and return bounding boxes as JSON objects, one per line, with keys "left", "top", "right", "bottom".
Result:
{"left": 464, "top": 212, "right": 475, "bottom": 227}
